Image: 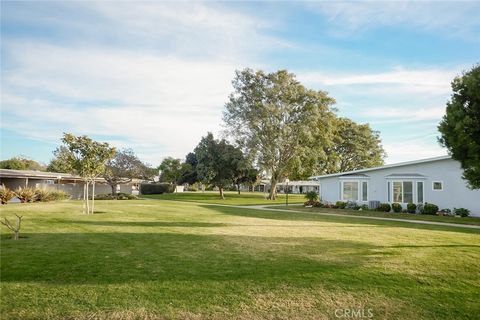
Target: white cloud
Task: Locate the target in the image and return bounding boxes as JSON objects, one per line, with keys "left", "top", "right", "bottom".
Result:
{"left": 1, "top": 1, "right": 289, "bottom": 164}
{"left": 383, "top": 140, "right": 447, "bottom": 164}
{"left": 361, "top": 106, "right": 446, "bottom": 122}
{"left": 307, "top": 1, "right": 480, "bottom": 39}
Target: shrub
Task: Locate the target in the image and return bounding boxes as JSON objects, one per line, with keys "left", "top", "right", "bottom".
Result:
{"left": 304, "top": 191, "right": 319, "bottom": 202}
{"left": 454, "top": 207, "right": 470, "bottom": 217}
{"left": 186, "top": 184, "right": 199, "bottom": 192}
{"left": 49, "top": 190, "right": 68, "bottom": 201}
{"left": 407, "top": 203, "right": 417, "bottom": 214}
{"left": 359, "top": 204, "right": 369, "bottom": 211}
{"left": 345, "top": 201, "right": 359, "bottom": 210}
{"left": 416, "top": 203, "right": 424, "bottom": 214}
{"left": 376, "top": 203, "right": 391, "bottom": 212}
{"left": 35, "top": 189, "right": 54, "bottom": 202}
{"left": 95, "top": 193, "right": 138, "bottom": 200}
{"left": 313, "top": 201, "right": 322, "bottom": 207}
{"left": 0, "top": 185, "right": 15, "bottom": 204}
{"left": 336, "top": 201, "right": 346, "bottom": 209}
{"left": 421, "top": 203, "right": 439, "bottom": 215}
{"left": 15, "top": 187, "right": 37, "bottom": 203}
{"left": 140, "top": 183, "right": 174, "bottom": 195}
{"left": 391, "top": 202, "right": 402, "bottom": 213}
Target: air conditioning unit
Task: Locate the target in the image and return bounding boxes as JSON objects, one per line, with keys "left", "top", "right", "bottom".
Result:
{"left": 369, "top": 200, "right": 380, "bottom": 210}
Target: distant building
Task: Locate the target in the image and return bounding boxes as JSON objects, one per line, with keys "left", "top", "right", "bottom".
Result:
{"left": 0, "top": 169, "right": 135, "bottom": 199}
{"left": 309, "top": 156, "right": 480, "bottom": 216}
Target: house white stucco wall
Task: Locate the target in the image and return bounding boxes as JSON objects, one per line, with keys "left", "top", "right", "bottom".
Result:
{"left": 312, "top": 157, "right": 480, "bottom": 216}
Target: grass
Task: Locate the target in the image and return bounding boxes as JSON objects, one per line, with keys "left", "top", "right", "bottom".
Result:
{"left": 141, "top": 191, "right": 306, "bottom": 205}
{"left": 273, "top": 205, "right": 480, "bottom": 226}
{"left": 1, "top": 199, "right": 479, "bottom": 319}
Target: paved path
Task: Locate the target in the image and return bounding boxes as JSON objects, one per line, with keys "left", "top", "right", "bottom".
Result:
{"left": 225, "top": 204, "right": 480, "bottom": 230}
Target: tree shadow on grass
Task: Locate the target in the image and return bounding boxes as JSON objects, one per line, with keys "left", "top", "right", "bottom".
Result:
{"left": 204, "top": 205, "right": 480, "bottom": 234}
{"left": 56, "top": 220, "right": 228, "bottom": 228}
{"left": 1, "top": 232, "right": 380, "bottom": 285}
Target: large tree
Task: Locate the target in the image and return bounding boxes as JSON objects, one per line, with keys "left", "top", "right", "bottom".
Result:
{"left": 103, "top": 149, "right": 146, "bottom": 195}
{"left": 179, "top": 152, "right": 198, "bottom": 185}
{"left": 47, "top": 146, "right": 74, "bottom": 173}
{"left": 194, "top": 133, "right": 244, "bottom": 199}
{"left": 317, "top": 117, "right": 386, "bottom": 175}
{"left": 438, "top": 64, "right": 480, "bottom": 189}
{"left": 223, "top": 69, "right": 336, "bottom": 199}
{"left": 0, "top": 157, "right": 45, "bottom": 171}
{"left": 159, "top": 157, "right": 190, "bottom": 192}
{"left": 59, "top": 133, "right": 116, "bottom": 214}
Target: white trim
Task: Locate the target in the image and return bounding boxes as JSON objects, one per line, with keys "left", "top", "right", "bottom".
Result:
{"left": 340, "top": 180, "right": 360, "bottom": 202}
{"left": 390, "top": 180, "right": 415, "bottom": 204}
{"left": 417, "top": 181, "right": 424, "bottom": 203}
{"left": 361, "top": 181, "right": 369, "bottom": 202}
{"left": 432, "top": 181, "right": 444, "bottom": 191}
{"left": 309, "top": 155, "right": 451, "bottom": 180}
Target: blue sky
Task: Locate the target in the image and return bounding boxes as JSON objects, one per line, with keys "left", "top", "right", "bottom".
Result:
{"left": 1, "top": 1, "right": 479, "bottom": 166}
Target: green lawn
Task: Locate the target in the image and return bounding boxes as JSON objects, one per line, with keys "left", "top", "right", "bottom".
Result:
{"left": 141, "top": 191, "right": 306, "bottom": 205}
{"left": 274, "top": 205, "right": 480, "bottom": 226}
{"left": 1, "top": 199, "right": 479, "bottom": 319}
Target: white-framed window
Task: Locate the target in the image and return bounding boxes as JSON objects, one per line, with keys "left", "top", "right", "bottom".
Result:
{"left": 362, "top": 181, "right": 368, "bottom": 201}
{"left": 432, "top": 181, "right": 443, "bottom": 191}
{"left": 341, "top": 180, "right": 368, "bottom": 202}
{"left": 417, "top": 181, "right": 424, "bottom": 203}
{"left": 389, "top": 180, "right": 416, "bottom": 203}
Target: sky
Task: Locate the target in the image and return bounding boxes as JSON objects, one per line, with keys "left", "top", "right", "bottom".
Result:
{"left": 1, "top": 1, "right": 479, "bottom": 167}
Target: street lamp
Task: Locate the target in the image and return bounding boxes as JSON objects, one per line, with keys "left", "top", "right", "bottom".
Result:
{"left": 285, "top": 178, "right": 289, "bottom": 206}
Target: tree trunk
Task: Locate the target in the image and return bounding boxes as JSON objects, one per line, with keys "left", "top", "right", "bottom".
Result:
{"left": 110, "top": 184, "right": 116, "bottom": 196}
{"left": 268, "top": 178, "right": 277, "bottom": 200}
{"left": 92, "top": 180, "right": 95, "bottom": 214}
{"left": 85, "top": 181, "right": 90, "bottom": 214}
{"left": 83, "top": 183, "right": 87, "bottom": 214}
{"left": 219, "top": 187, "right": 224, "bottom": 199}
{"left": 237, "top": 183, "right": 241, "bottom": 195}
{"left": 14, "top": 231, "right": 19, "bottom": 240}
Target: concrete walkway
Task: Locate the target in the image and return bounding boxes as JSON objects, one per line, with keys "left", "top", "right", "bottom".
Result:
{"left": 226, "top": 204, "right": 480, "bottom": 230}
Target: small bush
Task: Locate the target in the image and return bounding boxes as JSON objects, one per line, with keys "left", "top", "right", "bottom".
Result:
{"left": 186, "top": 184, "right": 199, "bottom": 191}
{"left": 15, "top": 187, "right": 37, "bottom": 203}
{"left": 345, "top": 201, "right": 359, "bottom": 210}
{"left": 313, "top": 201, "right": 322, "bottom": 207}
{"left": 50, "top": 190, "right": 68, "bottom": 201}
{"left": 359, "top": 204, "right": 369, "bottom": 211}
{"left": 304, "top": 191, "right": 319, "bottom": 202}
{"left": 140, "top": 183, "right": 174, "bottom": 195}
{"left": 0, "top": 185, "right": 15, "bottom": 204}
{"left": 421, "top": 203, "right": 439, "bottom": 215}
{"left": 35, "top": 189, "right": 54, "bottom": 202}
{"left": 95, "top": 193, "right": 138, "bottom": 200}
{"left": 336, "top": 201, "right": 346, "bottom": 209}
{"left": 454, "top": 207, "right": 470, "bottom": 217}
{"left": 376, "top": 203, "right": 391, "bottom": 212}
{"left": 391, "top": 202, "right": 402, "bottom": 213}
{"left": 407, "top": 203, "right": 417, "bottom": 214}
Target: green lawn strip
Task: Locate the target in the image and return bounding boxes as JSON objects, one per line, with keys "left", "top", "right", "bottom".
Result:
{"left": 268, "top": 205, "right": 480, "bottom": 226}
{"left": 141, "top": 191, "right": 306, "bottom": 205}
{"left": 1, "top": 200, "right": 479, "bottom": 319}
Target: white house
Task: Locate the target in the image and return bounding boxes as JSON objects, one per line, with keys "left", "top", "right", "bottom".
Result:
{"left": 309, "top": 156, "right": 480, "bottom": 216}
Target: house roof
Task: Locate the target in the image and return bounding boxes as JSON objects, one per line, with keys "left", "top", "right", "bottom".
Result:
{"left": 309, "top": 155, "right": 451, "bottom": 180}
{"left": 0, "top": 169, "right": 81, "bottom": 180}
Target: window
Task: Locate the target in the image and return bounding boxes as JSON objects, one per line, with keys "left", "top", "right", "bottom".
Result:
{"left": 362, "top": 181, "right": 368, "bottom": 201}
{"left": 417, "top": 181, "right": 424, "bottom": 203}
{"left": 391, "top": 181, "right": 414, "bottom": 203}
{"left": 403, "top": 182, "right": 413, "bottom": 203}
{"left": 433, "top": 181, "right": 443, "bottom": 191}
{"left": 342, "top": 181, "right": 359, "bottom": 201}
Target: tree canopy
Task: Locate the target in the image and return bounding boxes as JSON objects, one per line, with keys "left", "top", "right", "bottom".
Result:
{"left": 159, "top": 157, "right": 191, "bottom": 191}
{"left": 194, "top": 133, "right": 247, "bottom": 199}
{"left": 223, "top": 69, "right": 336, "bottom": 199}
{"left": 318, "top": 117, "right": 385, "bottom": 175}
{"left": 438, "top": 64, "right": 480, "bottom": 189}
{"left": 0, "top": 157, "right": 45, "bottom": 171}
{"left": 103, "top": 149, "right": 149, "bottom": 195}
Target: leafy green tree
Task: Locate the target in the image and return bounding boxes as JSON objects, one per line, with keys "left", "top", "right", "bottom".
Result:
{"left": 223, "top": 69, "right": 335, "bottom": 199}
{"left": 318, "top": 118, "right": 385, "bottom": 174}
{"left": 439, "top": 64, "right": 480, "bottom": 189}
{"left": 194, "top": 133, "right": 244, "bottom": 199}
{"left": 159, "top": 157, "right": 190, "bottom": 192}
{"left": 59, "top": 133, "right": 116, "bottom": 214}
{"left": 103, "top": 149, "right": 146, "bottom": 195}
{"left": 179, "top": 152, "right": 198, "bottom": 185}
{"left": 0, "top": 157, "right": 45, "bottom": 171}
{"left": 47, "top": 146, "right": 73, "bottom": 173}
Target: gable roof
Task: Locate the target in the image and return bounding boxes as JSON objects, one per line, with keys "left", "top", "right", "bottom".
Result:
{"left": 309, "top": 155, "right": 451, "bottom": 180}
